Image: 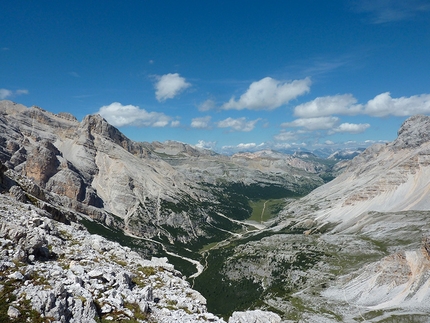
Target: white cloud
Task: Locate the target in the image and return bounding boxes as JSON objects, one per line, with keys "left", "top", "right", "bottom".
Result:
{"left": 274, "top": 131, "right": 297, "bottom": 142}
{"left": 191, "top": 116, "right": 212, "bottom": 129}
{"left": 0, "top": 88, "right": 29, "bottom": 99}
{"left": 97, "top": 102, "right": 173, "bottom": 127}
{"left": 198, "top": 99, "right": 216, "bottom": 111}
{"left": 294, "top": 94, "right": 360, "bottom": 117}
{"left": 171, "top": 120, "right": 180, "bottom": 127}
{"left": 281, "top": 116, "right": 339, "bottom": 130}
{"left": 15, "top": 89, "right": 29, "bottom": 95}
{"left": 195, "top": 140, "right": 217, "bottom": 150}
{"left": 221, "top": 77, "right": 311, "bottom": 110}
{"left": 0, "top": 89, "right": 12, "bottom": 99}
{"left": 236, "top": 143, "right": 257, "bottom": 149}
{"left": 293, "top": 92, "right": 430, "bottom": 118}
{"left": 325, "top": 140, "right": 335, "bottom": 145}
{"left": 154, "top": 73, "right": 191, "bottom": 102}
{"left": 332, "top": 123, "right": 370, "bottom": 134}
{"left": 217, "top": 117, "right": 260, "bottom": 132}
{"left": 363, "top": 92, "right": 430, "bottom": 117}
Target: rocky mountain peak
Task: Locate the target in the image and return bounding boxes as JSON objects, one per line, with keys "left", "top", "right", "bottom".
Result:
{"left": 394, "top": 114, "right": 430, "bottom": 149}
{"left": 80, "top": 114, "right": 136, "bottom": 152}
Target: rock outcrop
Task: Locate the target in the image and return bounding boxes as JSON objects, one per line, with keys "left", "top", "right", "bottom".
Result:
{"left": 0, "top": 193, "right": 225, "bottom": 323}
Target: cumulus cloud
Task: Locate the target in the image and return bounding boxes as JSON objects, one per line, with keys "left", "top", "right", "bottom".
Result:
{"left": 0, "top": 89, "right": 12, "bottom": 99}
{"left": 154, "top": 73, "right": 191, "bottom": 102}
{"left": 331, "top": 123, "right": 370, "bottom": 134}
{"left": 0, "top": 88, "right": 29, "bottom": 99}
{"left": 195, "top": 140, "right": 217, "bottom": 150}
{"left": 294, "top": 94, "right": 360, "bottom": 117}
{"left": 281, "top": 116, "right": 339, "bottom": 131}
{"left": 191, "top": 116, "right": 212, "bottom": 129}
{"left": 363, "top": 92, "right": 430, "bottom": 117}
{"left": 294, "top": 92, "right": 430, "bottom": 118}
{"left": 97, "top": 102, "right": 173, "bottom": 127}
{"left": 221, "top": 77, "right": 311, "bottom": 110}
{"left": 198, "top": 99, "right": 216, "bottom": 112}
{"left": 274, "top": 131, "right": 297, "bottom": 142}
{"left": 217, "top": 117, "right": 260, "bottom": 132}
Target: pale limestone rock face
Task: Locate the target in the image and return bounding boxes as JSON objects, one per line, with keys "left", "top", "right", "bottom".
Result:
{"left": 24, "top": 140, "right": 60, "bottom": 185}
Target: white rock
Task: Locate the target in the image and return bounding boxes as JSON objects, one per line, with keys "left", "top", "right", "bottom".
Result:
{"left": 7, "top": 305, "right": 20, "bottom": 318}
{"left": 228, "top": 310, "right": 282, "bottom": 323}
{"left": 88, "top": 269, "right": 104, "bottom": 278}
{"left": 8, "top": 271, "right": 24, "bottom": 280}
{"left": 100, "top": 303, "right": 112, "bottom": 313}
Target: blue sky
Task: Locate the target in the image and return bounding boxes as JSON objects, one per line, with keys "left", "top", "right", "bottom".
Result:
{"left": 2, "top": 1, "right": 430, "bottom": 154}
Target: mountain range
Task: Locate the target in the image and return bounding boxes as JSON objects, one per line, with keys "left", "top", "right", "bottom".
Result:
{"left": 1, "top": 100, "right": 430, "bottom": 322}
